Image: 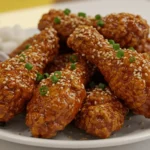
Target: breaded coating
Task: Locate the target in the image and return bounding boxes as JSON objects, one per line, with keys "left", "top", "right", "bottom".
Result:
{"left": 136, "top": 38, "right": 150, "bottom": 53}
{"left": 67, "top": 26, "right": 150, "bottom": 118}
{"left": 0, "top": 27, "right": 59, "bottom": 122}
{"left": 26, "top": 54, "right": 92, "bottom": 138}
{"left": 75, "top": 87, "right": 127, "bottom": 138}
{"left": 38, "top": 9, "right": 95, "bottom": 40}
{"left": 99, "top": 13, "right": 149, "bottom": 48}
{"left": 9, "top": 37, "right": 34, "bottom": 58}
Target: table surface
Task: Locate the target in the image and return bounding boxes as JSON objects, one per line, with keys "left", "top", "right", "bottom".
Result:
{"left": 0, "top": 0, "right": 150, "bottom": 149}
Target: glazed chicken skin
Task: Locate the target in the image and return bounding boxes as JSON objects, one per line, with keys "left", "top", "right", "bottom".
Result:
{"left": 99, "top": 13, "right": 149, "bottom": 49}
{"left": 0, "top": 27, "right": 59, "bottom": 122}
{"left": 67, "top": 26, "right": 150, "bottom": 118}
{"left": 38, "top": 9, "right": 96, "bottom": 40}
{"left": 75, "top": 86, "right": 127, "bottom": 138}
{"left": 26, "top": 54, "right": 93, "bottom": 138}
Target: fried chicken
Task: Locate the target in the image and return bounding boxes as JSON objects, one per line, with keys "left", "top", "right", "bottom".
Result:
{"left": 26, "top": 54, "right": 93, "bottom": 138}
{"left": 0, "top": 27, "right": 59, "bottom": 122}
{"left": 67, "top": 25, "right": 150, "bottom": 118}
{"left": 98, "top": 13, "right": 149, "bottom": 49}
{"left": 38, "top": 9, "right": 96, "bottom": 41}
{"left": 75, "top": 86, "right": 127, "bottom": 138}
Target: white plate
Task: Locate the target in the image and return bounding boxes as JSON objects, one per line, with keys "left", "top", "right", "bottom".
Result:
{"left": 0, "top": 0, "right": 150, "bottom": 149}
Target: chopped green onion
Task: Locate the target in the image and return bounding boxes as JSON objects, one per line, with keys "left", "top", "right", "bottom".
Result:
{"left": 99, "top": 83, "right": 106, "bottom": 90}
{"left": 54, "top": 17, "right": 61, "bottom": 24}
{"left": 36, "top": 73, "right": 44, "bottom": 82}
{"left": 129, "top": 47, "right": 135, "bottom": 51}
{"left": 44, "top": 73, "right": 50, "bottom": 78}
{"left": 113, "top": 43, "right": 120, "bottom": 50}
{"left": 129, "top": 56, "right": 136, "bottom": 63}
{"left": 70, "top": 63, "right": 76, "bottom": 70}
{"left": 64, "top": 8, "right": 71, "bottom": 15}
{"left": 54, "top": 71, "right": 61, "bottom": 79}
{"left": 51, "top": 75, "right": 59, "bottom": 83}
{"left": 116, "top": 50, "right": 124, "bottom": 59}
{"left": 25, "top": 63, "right": 33, "bottom": 70}
{"left": 95, "top": 14, "right": 102, "bottom": 20}
{"left": 78, "top": 12, "right": 86, "bottom": 18}
{"left": 97, "top": 20, "right": 104, "bottom": 27}
{"left": 39, "top": 85, "right": 48, "bottom": 96}
{"left": 108, "top": 39, "right": 115, "bottom": 45}
{"left": 19, "top": 54, "right": 26, "bottom": 62}
{"left": 69, "top": 55, "right": 78, "bottom": 63}
{"left": 25, "top": 44, "right": 30, "bottom": 49}
{"left": 89, "top": 81, "right": 96, "bottom": 88}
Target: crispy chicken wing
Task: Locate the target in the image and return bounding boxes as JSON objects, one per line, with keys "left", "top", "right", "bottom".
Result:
{"left": 75, "top": 86, "right": 127, "bottom": 138}
{"left": 38, "top": 9, "right": 95, "bottom": 40}
{"left": 0, "top": 27, "right": 59, "bottom": 122}
{"left": 26, "top": 54, "right": 93, "bottom": 138}
{"left": 99, "top": 13, "right": 149, "bottom": 49}
{"left": 67, "top": 25, "right": 150, "bottom": 118}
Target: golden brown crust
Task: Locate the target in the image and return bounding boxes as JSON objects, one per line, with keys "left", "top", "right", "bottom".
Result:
{"left": 38, "top": 9, "right": 95, "bottom": 40}
{"left": 75, "top": 87, "right": 127, "bottom": 138}
{"left": 99, "top": 13, "right": 149, "bottom": 48}
{"left": 67, "top": 25, "right": 150, "bottom": 118}
{"left": 26, "top": 55, "right": 91, "bottom": 138}
{"left": 0, "top": 27, "right": 59, "bottom": 122}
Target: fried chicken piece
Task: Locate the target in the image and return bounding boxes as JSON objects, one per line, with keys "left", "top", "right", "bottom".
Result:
{"left": 0, "top": 27, "right": 59, "bottom": 122}
{"left": 67, "top": 25, "right": 150, "bottom": 118}
{"left": 75, "top": 86, "right": 127, "bottom": 138}
{"left": 26, "top": 54, "right": 93, "bottom": 138}
{"left": 98, "top": 13, "right": 149, "bottom": 49}
{"left": 9, "top": 37, "right": 34, "bottom": 58}
{"left": 38, "top": 9, "right": 96, "bottom": 40}
{"left": 136, "top": 38, "right": 150, "bottom": 53}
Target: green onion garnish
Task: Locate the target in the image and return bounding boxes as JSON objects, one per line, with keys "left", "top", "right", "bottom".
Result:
{"left": 97, "top": 20, "right": 104, "bottom": 27}
{"left": 69, "top": 55, "right": 78, "bottom": 63}
{"left": 25, "top": 44, "right": 30, "bottom": 49}
{"left": 116, "top": 50, "right": 124, "bottom": 59}
{"left": 51, "top": 71, "right": 61, "bottom": 84}
{"left": 44, "top": 73, "right": 50, "bottom": 78}
{"left": 99, "top": 83, "right": 106, "bottom": 90}
{"left": 113, "top": 43, "right": 120, "bottom": 50}
{"left": 39, "top": 85, "right": 48, "bottom": 96}
{"left": 108, "top": 39, "right": 115, "bottom": 45}
{"left": 25, "top": 63, "right": 33, "bottom": 70}
{"left": 36, "top": 73, "right": 44, "bottom": 82}
{"left": 129, "top": 56, "right": 136, "bottom": 63}
{"left": 70, "top": 63, "right": 76, "bottom": 70}
{"left": 64, "top": 8, "right": 71, "bottom": 15}
{"left": 129, "top": 47, "right": 135, "bottom": 51}
{"left": 78, "top": 12, "right": 86, "bottom": 18}
{"left": 95, "top": 14, "right": 102, "bottom": 20}
{"left": 54, "top": 17, "right": 61, "bottom": 24}
{"left": 51, "top": 75, "right": 59, "bottom": 84}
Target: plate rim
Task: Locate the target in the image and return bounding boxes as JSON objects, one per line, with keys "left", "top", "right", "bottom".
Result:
{"left": 0, "top": 128, "right": 150, "bottom": 148}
